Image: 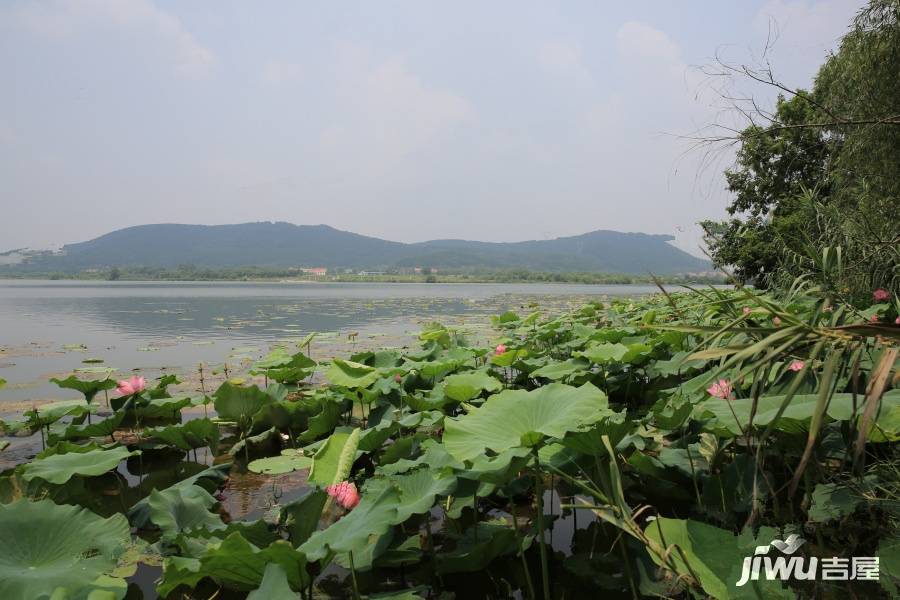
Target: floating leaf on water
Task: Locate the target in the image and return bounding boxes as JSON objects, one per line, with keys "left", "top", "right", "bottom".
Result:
{"left": 247, "top": 449, "right": 312, "bottom": 475}
{"left": 61, "top": 343, "right": 88, "bottom": 352}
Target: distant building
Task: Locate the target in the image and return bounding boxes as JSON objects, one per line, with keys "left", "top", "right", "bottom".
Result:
{"left": 358, "top": 271, "right": 386, "bottom": 276}
{"left": 300, "top": 267, "right": 327, "bottom": 276}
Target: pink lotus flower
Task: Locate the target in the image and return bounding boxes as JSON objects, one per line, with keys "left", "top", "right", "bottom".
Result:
{"left": 895, "top": 316, "right": 900, "bottom": 325}
{"left": 742, "top": 307, "right": 751, "bottom": 316}
{"left": 788, "top": 360, "right": 805, "bottom": 372}
{"left": 707, "top": 379, "right": 733, "bottom": 400}
{"left": 495, "top": 344, "right": 507, "bottom": 355}
{"left": 394, "top": 374, "right": 402, "bottom": 383}
{"left": 116, "top": 375, "right": 146, "bottom": 396}
{"left": 870, "top": 314, "right": 880, "bottom": 323}
{"left": 773, "top": 316, "right": 782, "bottom": 326}
{"left": 873, "top": 288, "right": 890, "bottom": 302}
{"left": 326, "top": 481, "right": 360, "bottom": 510}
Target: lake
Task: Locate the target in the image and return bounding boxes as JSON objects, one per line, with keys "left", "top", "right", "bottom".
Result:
{"left": 0, "top": 280, "right": 665, "bottom": 407}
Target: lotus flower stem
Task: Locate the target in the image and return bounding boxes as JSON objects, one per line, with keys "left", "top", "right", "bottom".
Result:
{"left": 348, "top": 550, "right": 361, "bottom": 600}
{"left": 510, "top": 498, "right": 536, "bottom": 600}
{"left": 532, "top": 449, "right": 551, "bottom": 600}
{"left": 473, "top": 488, "right": 478, "bottom": 541}
{"left": 618, "top": 534, "right": 639, "bottom": 600}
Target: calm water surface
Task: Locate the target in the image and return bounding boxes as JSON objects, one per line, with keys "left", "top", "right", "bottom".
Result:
{"left": 0, "top": 280, "right": 664, "bottom": 406}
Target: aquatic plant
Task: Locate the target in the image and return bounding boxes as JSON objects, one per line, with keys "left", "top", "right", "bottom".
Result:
{"left": 0, "top": 285, "right": 897, "bottom": 598}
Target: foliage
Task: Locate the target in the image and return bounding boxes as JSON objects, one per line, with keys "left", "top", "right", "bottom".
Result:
{"left": 0, "top": 285, "right": 897, "bottom": 598}
{"left": 703, "top": 1, "right": 899, "bottom": 296}
{"left": 0, "top": 499, "right": 134, "bottom": 599}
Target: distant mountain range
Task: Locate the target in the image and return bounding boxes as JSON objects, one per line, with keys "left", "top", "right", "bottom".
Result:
{"left": 5, "top": 222, "right": 711, "bottom": 274}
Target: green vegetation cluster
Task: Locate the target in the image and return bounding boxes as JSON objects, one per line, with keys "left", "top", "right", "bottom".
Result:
{"left": 702, "top": 0, "right": 899, "bottom": 301}
{"left": 0, "top": 280, "right": 897, "bottom": 598}
{"left": 1, "top": 264, "right": 726, "bottom": 285}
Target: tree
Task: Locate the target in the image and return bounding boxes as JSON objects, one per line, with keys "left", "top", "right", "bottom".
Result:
{"left": 702, "top": 0, "right": 899, "bottom": 294}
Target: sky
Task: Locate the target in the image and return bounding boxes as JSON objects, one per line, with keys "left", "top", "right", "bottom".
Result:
{"left": 0, "top": 0, "right": 865, "bottom": 256}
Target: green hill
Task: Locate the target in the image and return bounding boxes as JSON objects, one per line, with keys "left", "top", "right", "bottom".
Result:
{"left": 6, "top": 222, "right": 711, "bottom": 275}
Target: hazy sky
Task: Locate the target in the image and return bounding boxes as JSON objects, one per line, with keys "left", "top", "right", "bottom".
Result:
{"left": 1, "top": 0, "right": 863, "bottom": 255}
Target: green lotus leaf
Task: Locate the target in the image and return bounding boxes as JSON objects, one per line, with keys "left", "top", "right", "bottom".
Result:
{"left": 442, "top": 371, "right": 503, "bottom": 402}
{"left": 0, "top": 499, "right": 132, "bottom": 599}
{"left": 146, "top": 485, "right": 225, "bottom": 539}
{"left": 252, "top": 348, "right": 295, "bottom": 370}
{"left": 14, "top": 401, "right": 97, "bottom": 434}
{"left": 418, "top": 322, "right": 451, "bottom": 346}
{"left": 807, "top": 480, "right": 874, "bottom": 523}
{"left": 159, "top": 532, "right": 308, "bottom": 595}
{"left": 561, "top": 411, "right": 632, "bottom": 456}
{"left": 417, "top": 358, "right": 459, "bottom": 379}
{"left": 279, "top": 489, "right": 328, "bottom": 546}
{"left": 493, "top": 311, "right": 520, "bottom": 324}
{"left": 144, "top": 418, "right": 220, "bottom": 452}
{"left": 252, "top": 349, "right": 316, "bottom": 384}
{"left": 170, "top": 520, "right": 280, "bottom": 559}
{"left": 698, "top": 392, "right": 900, "bottom": 437}
{"left": 128, "top": 396, "right": 192, "bottom": 420}
{"left": 50, "top": 375, "right": 117, "bottom": 403}
{"left": 490, "top": 348, "right": 528, "bottom": 367}
{"left": 644, "top": 517, "right": 793, "bottom": 599}
{"left": 22, "top": 445, "right": 139, "bottom": 485}
{"left": 252, "top": 399, "right": 313, "bottom": 433}
{"left": 372, "top": 535, "right": 423, "bottom": 569}
{"left": 213, "top": 382, "right": 273, "bottom": 426}
{"left": 36, "top": 440, "right": 102, "bottom": 458}
{"left": 445, "top": 478, "right": 495, "bottom": 519}
{"left": 435, "top": 520, "right": 526, "bottom": 574}
{"left": 49, "top": 411, "right": 124, "bottom": 443}
{"left": 298, "top": 399, "right": 345, "bottom": 443}
{"left": 248, "top": 449, "right": 312, "bottom": 474}
{"left": 0, "top": 440, "right": 8, "bottom": 451}
{"left": 379, "top": 433, "right": 427, "bottom": 466}
{"left": 333, "top": 529, "right": 396, "bottom": 572}
{"left": 129, "top": 463, "right": 231, "bottom": 529}
{"left": 577, "top": 342, "right": 629, "bottom": 364}
{"left": 442, "top": 383, "right": 610, "bottom": 461}
{"left": 308, "top": 427, "right": 360, "bottom": 487}
{"left": 0, "top": 377, "right": 5, "bottom": 388}
{"left": 326, "top": 359, "right": 379, "bottom": 388}
{"left": 247, "top": 563, "right": 299, "bottom": 600}
{"left": 357, "top": 420, "right": 399, "bottom": 453}
{"left": 530, "top": 357, "right": 592, "bottom": 381}
{"left": 367, "top": 466, "right": 457, "bottom": 522}
{"left": 228, "top": 427, "right": 280, "bottom": 459}
{"left": 300, "top": 486, "right": 400, "bottom": 561}
{"left": 377, "top": 438, "right": 457, "bottom": 476}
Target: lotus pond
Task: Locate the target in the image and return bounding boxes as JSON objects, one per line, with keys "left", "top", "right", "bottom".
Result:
{"left": 0, "top": 284, "right": 898, "bottom": 599}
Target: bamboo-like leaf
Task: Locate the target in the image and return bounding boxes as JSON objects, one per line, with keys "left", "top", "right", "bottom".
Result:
{"left": 788, "top": 347, "right": 843, "bottom": 497}
{"left": 853, "top": 347, "right": 898, "bottom": 471}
